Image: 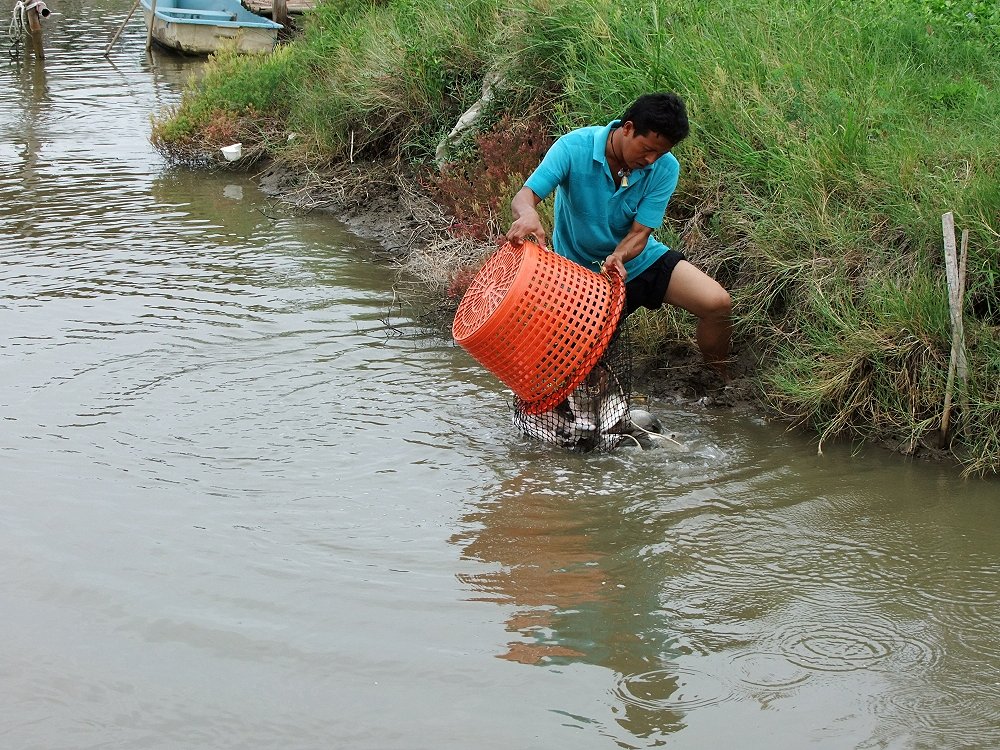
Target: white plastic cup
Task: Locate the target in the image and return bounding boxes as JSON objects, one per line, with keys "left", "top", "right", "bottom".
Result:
{"left": 220, "top": 143, "right": 242, "bottom": 161}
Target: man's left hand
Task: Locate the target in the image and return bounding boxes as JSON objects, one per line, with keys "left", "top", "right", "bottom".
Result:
{"left": 602, "top": 254, "right": 627, "bottom": 281}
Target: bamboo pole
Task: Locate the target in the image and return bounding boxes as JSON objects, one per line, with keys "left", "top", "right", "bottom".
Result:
{"left": 940, "top": 212, "right": 968, "bottom": 444}
{"left": 104, "top": 0, "right": 140, "bottom": 57}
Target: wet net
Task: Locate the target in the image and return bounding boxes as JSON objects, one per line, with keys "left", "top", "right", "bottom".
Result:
{"left": 512, "top": 321, "right": 634, "bottom": 452}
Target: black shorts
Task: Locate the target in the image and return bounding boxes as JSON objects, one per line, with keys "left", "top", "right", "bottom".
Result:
{"left": 625, "top": 249, "right": 686, "bottom": 316}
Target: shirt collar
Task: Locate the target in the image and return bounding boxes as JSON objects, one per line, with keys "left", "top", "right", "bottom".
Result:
{"left": 593, "top": 119, "right": 620, "bottom": 165}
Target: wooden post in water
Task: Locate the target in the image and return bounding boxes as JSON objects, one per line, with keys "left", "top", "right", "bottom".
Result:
{"left": 146, "top": 0, "right": 158, "bottom": 51}
{"left": 940, "top": 212, "right": 969, "bottom": 445}
{"left": 272, "top": 0, "right": 289, "bottom": 34}
{"left": 27, "top": 3, "right": 45, "bottom": 60}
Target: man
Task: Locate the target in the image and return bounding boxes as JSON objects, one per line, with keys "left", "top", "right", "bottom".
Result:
{"left": 505, "top": 92, "right": 732, "bottom": 377}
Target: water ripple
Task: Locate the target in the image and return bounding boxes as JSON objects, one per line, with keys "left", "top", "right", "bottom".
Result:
{"left": 612, "top": 666, "right": 735, "bottom": 712}
{"left": 769, "top": 616, "right": 942, "bottom": 673}
{"left": 728, "top": 651, "right": 813, "bottom": 690}
{"left": 873, "top": 681, "right": 1000, "bottom": 748}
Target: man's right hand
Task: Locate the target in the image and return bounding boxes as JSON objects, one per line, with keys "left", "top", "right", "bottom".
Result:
{"left": 506, "top": 187, "right": 547, "bottom": 248}
{"left": 505, "top": 213, "right": 547, "bottom": 249}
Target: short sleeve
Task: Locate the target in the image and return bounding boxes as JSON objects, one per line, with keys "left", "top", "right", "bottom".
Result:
{"left": 635, "top": 155, "right": 680, "bottom": 229}
{"left": 524, "top": 136, "right": 573, "bottom": 201}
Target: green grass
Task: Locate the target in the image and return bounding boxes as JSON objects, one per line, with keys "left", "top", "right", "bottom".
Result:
{"left": 153, "top": 0, "right": 1000, "bottom": 474}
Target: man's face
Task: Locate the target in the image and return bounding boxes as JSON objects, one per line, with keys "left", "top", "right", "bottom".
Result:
{"left": 619, "top": 121, "right": 674, "bottom": 170}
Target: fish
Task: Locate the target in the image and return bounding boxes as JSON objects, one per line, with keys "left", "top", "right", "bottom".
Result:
{"left": 512, "top": 364, "right": 690, "bottom": 452}
{"left": 513, "top": 364, "right": 630, "bottom": 452}
{"left": 616, "top": 408, "right": 690, "bottom": 451}
{"left": 626, "top": 408, "right": 662, "bottom": 435}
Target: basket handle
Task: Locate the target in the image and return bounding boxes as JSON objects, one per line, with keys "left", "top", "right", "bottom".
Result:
{"left": 499, "top": 237, "right": 551, "bottom": 254}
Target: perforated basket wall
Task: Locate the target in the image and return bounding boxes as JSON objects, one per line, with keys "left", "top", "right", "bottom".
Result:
{"left": 452, "top": 240, "right": 625, "bottom": 414}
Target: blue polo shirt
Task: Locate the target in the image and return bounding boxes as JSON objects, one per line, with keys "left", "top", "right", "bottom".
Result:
{"left": 524, "top": 119, "right": 679, "bottom": 278}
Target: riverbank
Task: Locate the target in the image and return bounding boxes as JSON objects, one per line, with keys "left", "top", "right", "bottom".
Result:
{"left": 254, "top": 159, "right": 762, "bottom": 408}
{"left": 152, "top": 0, "right": 1000, "bottom": 474}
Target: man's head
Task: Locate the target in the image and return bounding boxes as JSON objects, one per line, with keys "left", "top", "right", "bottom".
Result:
{"left": 612, "top": 92, "right": 689, "bottom": 171}
{"left": 620, "top": 92, "right": 690, "bottom": 144}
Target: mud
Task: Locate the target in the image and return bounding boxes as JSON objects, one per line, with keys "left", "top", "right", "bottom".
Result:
{"left": 257, "top": 161, "right": 444, "bottom": 260}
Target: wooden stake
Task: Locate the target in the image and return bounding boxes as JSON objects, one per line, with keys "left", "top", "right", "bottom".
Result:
{"left": 105, "top": 0, "right": 140, "bottom": 57}
{"left": 958, "top": 228, "right": 970, "bottom": 417}
{"left": 146, "top": 0, "right": 158, "bottom": 51}
{"left": 27, "top": 5, "right": 45, "bottom": 60}
{"left": 272, "top": 0, "right": 289, "bottom": 33}
{"left": 940, "top": 212, "right": 968, "bottom": 444}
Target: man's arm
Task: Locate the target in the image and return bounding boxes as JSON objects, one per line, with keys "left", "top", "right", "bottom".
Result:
{"left": 602, "top": 222, "right": 654, "bottom": 280}
{"left": 506, "top": 187, "right": 547, "bottom": 248}
{"left": 506, "top": 135, "right": 572, "bottom": 248}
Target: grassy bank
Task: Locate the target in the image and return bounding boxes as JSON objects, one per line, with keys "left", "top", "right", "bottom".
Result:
{"left": 152, "top": 0, "right": 1000, "bottom": 474}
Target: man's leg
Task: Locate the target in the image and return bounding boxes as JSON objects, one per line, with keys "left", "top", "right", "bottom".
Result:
{"left": 663, "top": 260, "right": 732, "bottom": 375}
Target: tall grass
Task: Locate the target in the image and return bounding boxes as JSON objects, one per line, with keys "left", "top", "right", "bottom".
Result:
{"left": 153, "top": 0, "right": 1000, "bottom": 473}
{"left": 154, "top": 0, "right": 505, "bottom": 161}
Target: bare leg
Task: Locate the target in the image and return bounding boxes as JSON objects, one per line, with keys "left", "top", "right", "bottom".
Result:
{"left": 663, "top": 260, "right": 732, "bottom": 377}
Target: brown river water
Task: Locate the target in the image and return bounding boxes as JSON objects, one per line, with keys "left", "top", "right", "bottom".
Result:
{"left": 2, "top": 5, "right": 999, "bottom": 748}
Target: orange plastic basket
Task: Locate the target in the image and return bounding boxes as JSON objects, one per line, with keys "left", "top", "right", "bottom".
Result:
{"left": 452, "top": 240, "right": 625, "bottom": 414}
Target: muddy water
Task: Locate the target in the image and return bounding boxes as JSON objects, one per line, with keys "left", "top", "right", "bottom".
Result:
{"left": 2, "top": 7, "right": 999, "bottom": 750}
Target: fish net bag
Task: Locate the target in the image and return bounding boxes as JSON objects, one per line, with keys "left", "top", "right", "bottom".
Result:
{"left": 512, "top": 321, "right": 633, "bottom": 452}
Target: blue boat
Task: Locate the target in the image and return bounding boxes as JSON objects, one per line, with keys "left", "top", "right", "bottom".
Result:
{"left": 140, "top": 0, "right": 282, "bottom": 55}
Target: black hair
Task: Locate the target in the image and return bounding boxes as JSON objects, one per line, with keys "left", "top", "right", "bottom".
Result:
{"left": 620, "top": 92, "right": 690, "bottom": 144}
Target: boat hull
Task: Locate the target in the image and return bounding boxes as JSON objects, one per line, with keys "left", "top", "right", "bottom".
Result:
{"left": 141, "top": 7, "right": 278, "bottom": 55}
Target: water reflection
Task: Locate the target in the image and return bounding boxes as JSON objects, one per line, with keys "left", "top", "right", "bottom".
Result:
{"left": 456, "top": 474, "right": 622, "bottom": 665}
{"left": 4, "top": 55, "right": 48, "bottom": 226}
{"left": 453, "top": 464, "right": 700, "bottom": 741}
{"left": 150, "top": 168, "right": 277, "bottom": 239}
